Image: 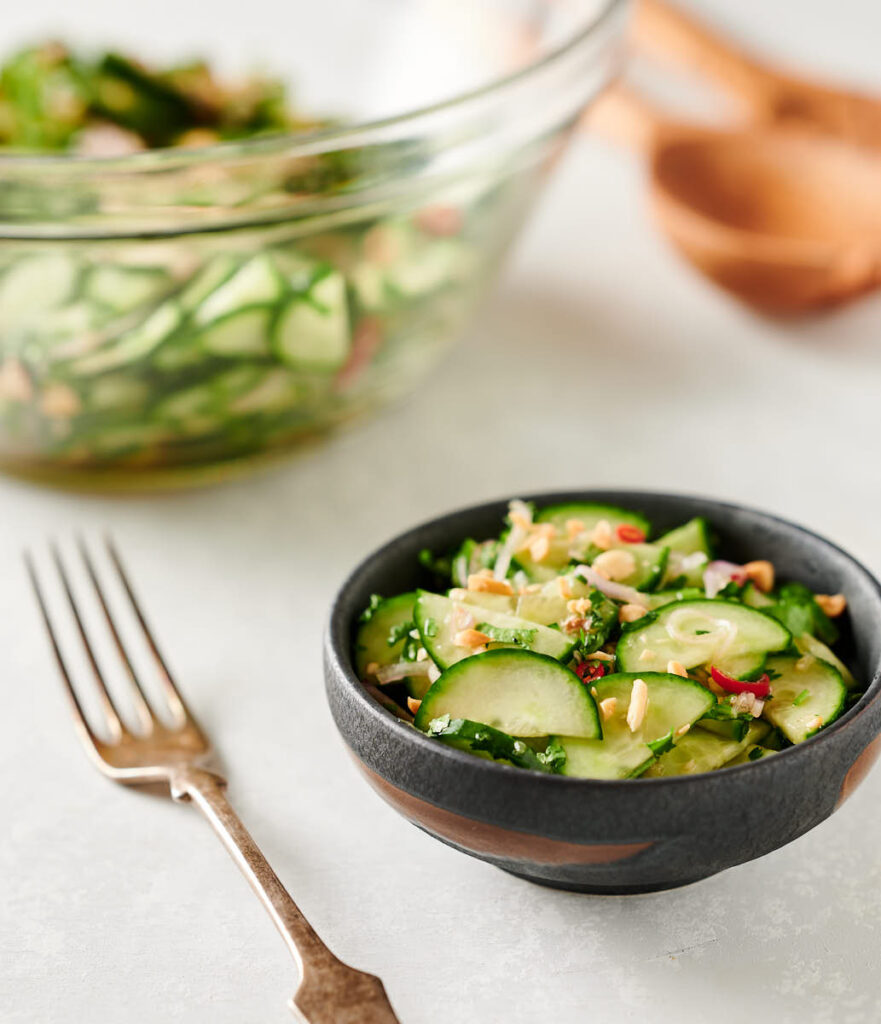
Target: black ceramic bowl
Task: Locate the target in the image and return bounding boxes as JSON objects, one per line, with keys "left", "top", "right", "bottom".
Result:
{"left": 324, "top": 491, "right": 881, "bottom": 893}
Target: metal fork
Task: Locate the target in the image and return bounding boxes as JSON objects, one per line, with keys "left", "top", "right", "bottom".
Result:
{"left": 26, "top": 537, "right": 400, "bottom": 1024}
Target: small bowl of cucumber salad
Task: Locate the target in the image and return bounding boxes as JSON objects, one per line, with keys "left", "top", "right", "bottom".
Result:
{"left": 0, "top": 1, "right": 626, "bottom": 488}
{"left": 325, "top": 491, "right": 881, "bottom": 893}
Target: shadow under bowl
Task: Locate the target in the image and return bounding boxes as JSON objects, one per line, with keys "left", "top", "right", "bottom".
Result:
{"left": 324, "top": 491, "right": 881, "bottom": 893}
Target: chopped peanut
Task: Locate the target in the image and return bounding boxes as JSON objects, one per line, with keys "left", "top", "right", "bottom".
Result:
{"left": 518, "top": 583, "right": 542, "bottom": 595}
{"left": 743, "top": 560, "right": 775, "bottom": 593}
{"left": 565, "top": 518, "right": 585, "bottom": 539}
{"left": 592, "top": 549, "right": 637, "bottom": 582}
{"left": 599, "top": 697, "right": 618, "bottom": 721}
{"left": 527, "top": 533, "right": 551, "bottom": 563}
{"left": 589, "top": 519, "right": 614, "bottom": 550}
{"left": 667, "top": 660, "right": 689, "bottom": 678}
{"left": 807, "top": 715, "right": 824, "bottom": 732}
{"left": 591, "top": 650, "right": 616, "bottom": 662}
{"left": 561, "top": 615, "right": 587, "bottom": 634}
{"left": 448, "top": 587, "right": 467, "bottom": 601}
{"left": 365, "top": 662, "right": 379, "bottom": 677}
{"left": 590, "top": 686, "right": 599, "bottom": 699}
{"left": 467, "top": 574, "right": 514, "bottom": 596}
{"left": 567, "top": 597, "right": 593, "bottom": 616}
{"left": 675, "top": 723, "right": 690, "bottom": 738}
{"left": 638, "top": 649, "right": 656, "bottom": 663}
{"left": 557, "top": 576, "right": 573, "bottom": 599}
{"left": 454, "top": 628, "right": 492, "bottom": 648}
{"left": 416, "top": 648, "right": 428, "bottom": 662}
{"left": 406, "top": 697, "right": 422, "bottom": 715}
{"left": 618, "top": 603, "right": 645, "bottom": 623}
{"left": 815, "top": 593, "right": 847, "bottom": 618}
{"left": 626, "top": 678, "right": 649, "bottom": 732}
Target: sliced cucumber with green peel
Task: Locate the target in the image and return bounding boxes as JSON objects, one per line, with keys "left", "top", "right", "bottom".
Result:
{"left": 454, "top": 590, "right": 516, "bottom": 616}
{"left": 616, "top": 599, "right": 790, "bottom": 678}
{"left": 194, "top": 253, "right": 285, "bottom": 326}
{"left": 414, "top": 591, "right": 574, "bottom": 670}
{"left": 644, "top": 587, "right": 704, "bottom": 610}
{"left": 177, "top": 255, "right": 238, "bottom": 310}
{"left": 514, "top": 574, "right": 593, "bottom": 626}
{"left": 763, "top": 654, "right": 847, "bottom": 743}
{"left": 513, "top": 503, "right": 652, "bottom": 582}
{"left": 793, "top": 632, "right": 856, "bottom": 689}
{"left": 197, "top": 306, "right": 273, "bottom": 357}
{"left": 87, "top": 264, "right": 170, "bottom": 313}
{"left": 699, "top": 702, "right": 752, "bottom": 741}
{"left": 414, "top": 649, "right": 600, "bottom": 739}
{"left": 645, "top": 720, "right": 770, "bottom": 777}
{"left": 725, "top": 744, "right": 776, "bottom": 766}
{"left": 554, "top": 672, "right": 715, "bottom": 780}
{"left": 354, "top": 592, "right": 418, "bottom": 678}
{"left": 68, "top": 301, "right": 183, "bottom": 376}
{"left": 423, "top": 715, "right": 556, "bottom": 772}
{"left": 741, "top": 582, "right": 775, "bottom": 609}
{"left": 275, "top": 271, "right": 350, "bottom": 371}
{"left": 0, "top": 254, "right": 79, "bottom": 328}
{"left": 657, "top": 517, "right": 712, "bottom": 587}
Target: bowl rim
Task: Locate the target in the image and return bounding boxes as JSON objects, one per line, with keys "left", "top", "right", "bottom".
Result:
{"left": 325, "top": 488, "right": 881, "bottom": 793}
{"left": 0, "top": 0, "right": 627, "bottom": 173}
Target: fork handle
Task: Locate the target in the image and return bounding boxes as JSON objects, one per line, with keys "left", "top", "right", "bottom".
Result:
{"left": 171, "top": 768, "right": 400, "bottom": 1023}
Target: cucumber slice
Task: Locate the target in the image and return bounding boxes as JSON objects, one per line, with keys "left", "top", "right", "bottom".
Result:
{"left": 741, "top": 582, "right": 775, "bottom": 609}
{"left": 274, "top": 270, "right": 350, "bottom": 371}
{"left": 725, "top": 744, "right": 776, "bottom": 766}
{"left": 645, "top": 720, "right": 770, "bottom": 777}
{"left": 424, "top": 716, "right": 556, "bottom": 772}
{"left": 68, "top": 301, "right": 182, "bottom": 376}
{"left": 178, "top": 255, "right": 238, "bottom": 310}
{"left": 197, "top": 306, "right": 272, "bottom": 357}
{"left": 0, "top": 254, "right": 79, "bottom": 327}
{"left": 515, "top": 503, "right": 652, "bottom": 582}
{"left": 555, "top": 672, "right": 715, "bottom": 780}
{"left": 657, "top": 517, "right": 712, "bottom": 587}
{"left": 454, "top": 590, "right": 516, "bottom": 615}
{"left": 194, "top": 254, "right": 285, "bottom": 326}
{"left": 590, "top": 542, "right": 669, "bottom": 592}
{"left": 793, "top": 632, "right": 856, "bottom": 689}
{"left": 354, "top": 592, "right": 418, "bottom": 678}
{"left": 616, "top": 599, "right": 791, "bottom": 678}
{"left": 87, "top": 265, "right": 170, "bottom": 313}
{"left": 644, "top": 587, "right": 704, "bottom": 610}
{"left": 698, "top": 702, "right": 752, "bottom": 741}
{"left": 414, "top": 649, "right": 600, "bottom": 739}
{"left": 414, "top": 591, "right": 575, "bottom": 670}
{"left": 515, "top": 574, "right": 593, "bottom": 626}
{"left": 763, "top": 654, "right": 847, "bottom": 743}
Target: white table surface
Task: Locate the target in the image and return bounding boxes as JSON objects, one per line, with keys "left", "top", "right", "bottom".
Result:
{"left": 4, "top": 2, "right": 881, "bottom": 1021}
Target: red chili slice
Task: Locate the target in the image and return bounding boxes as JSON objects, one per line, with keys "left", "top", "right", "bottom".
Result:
{"left": 710, "top": 665, "right": 771, "bottom": 698}
{"left": 576, "top": 661, "right": 607, "bottom": 683}
{"left": 616, "top": 524, "right": 646, "bottom": 544}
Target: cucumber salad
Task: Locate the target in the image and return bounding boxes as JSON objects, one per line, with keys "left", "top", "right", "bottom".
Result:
{"left": 0, "top": 44, "right": 518, "bottom": 480}
{"left": 355, "top": 501, "right": 858, "bottom": 779}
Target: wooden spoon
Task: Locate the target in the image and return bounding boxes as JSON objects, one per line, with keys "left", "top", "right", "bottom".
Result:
{"left": 588, "top": 86, "right": 881, "bottom": 313}
{"left": 634, "top": 0, "right": 881, "bottom": 150}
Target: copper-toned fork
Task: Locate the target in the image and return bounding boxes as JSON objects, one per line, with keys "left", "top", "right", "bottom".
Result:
{"left": 26, "top": 537, "right": 400, "bottom": 1024}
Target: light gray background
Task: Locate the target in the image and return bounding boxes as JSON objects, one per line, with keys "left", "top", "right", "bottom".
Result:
{"left": 3, "top": 1, "right": 881, "bottom": 1021}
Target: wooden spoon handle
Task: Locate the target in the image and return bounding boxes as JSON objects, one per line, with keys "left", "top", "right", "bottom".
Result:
{"left": 633, "top": 0, "right": 779, "bottom": 110}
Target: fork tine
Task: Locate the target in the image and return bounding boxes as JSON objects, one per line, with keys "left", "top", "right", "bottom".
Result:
{"left": 25, "top": 550, "right": 115, "bottom": 751}
{"left": 76, "top": 536, "right": 155, "bottom": 734}
{"left": 48, "top": 542, "right": 126, "bottom": 742}
{"left": 104, "top": 535, "right": 195, "bottom": 727}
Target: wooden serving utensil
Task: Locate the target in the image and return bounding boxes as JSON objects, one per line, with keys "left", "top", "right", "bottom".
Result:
{"left": 588, "top": 85, "right": 881, "bottom": 313}
{"left": 635, "top": 0, "right": 881, "bottom": 150}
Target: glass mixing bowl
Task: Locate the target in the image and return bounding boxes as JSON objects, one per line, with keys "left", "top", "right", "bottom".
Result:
{"left": 0, "top": 0, "right": 628, "bottom": 488}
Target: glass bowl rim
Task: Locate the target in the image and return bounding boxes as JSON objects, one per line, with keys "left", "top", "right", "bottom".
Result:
{"left": 0, "top": 0, "right": 627, "bottom": 175}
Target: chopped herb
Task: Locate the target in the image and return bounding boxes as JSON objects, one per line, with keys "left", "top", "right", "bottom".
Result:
{"left": 358, "top": 594, "right": 383, "bottom": 624}
{"left": 619, "top": 608, "right": 658, "bottom": 634}
{"left": 537, "top": 739, "right": 567, "bottom": 772}
{"left": 647, "top": 729, "right": 675, "bottom": 757}
{"left": 387, "top": 620, "right": 416, "bottom": 646}
{"left": 767, "top": 582, "right": 839, "bottom": 646}
{"left": 401, "top": 636, "right": 420, "bottom": 662}
{"left": 418, "top": 548, "right": 452, "bottom": 579}
{"left": 792, "top": 689, "right": 810, "bottom": 706}
{"left": 695, "top": 629, "right": 710, "bottom": 636}
{"left": 475, "top": 622, "right": 537, "bottom": 647}
{"left": 748, "top": 747, "right": 765, "bottom": 761}
{"left": 716, "top": 581, "right": 744, "bottom": 599}
{"left": 576, "top": 588, "right": 619, "bottom": 652}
